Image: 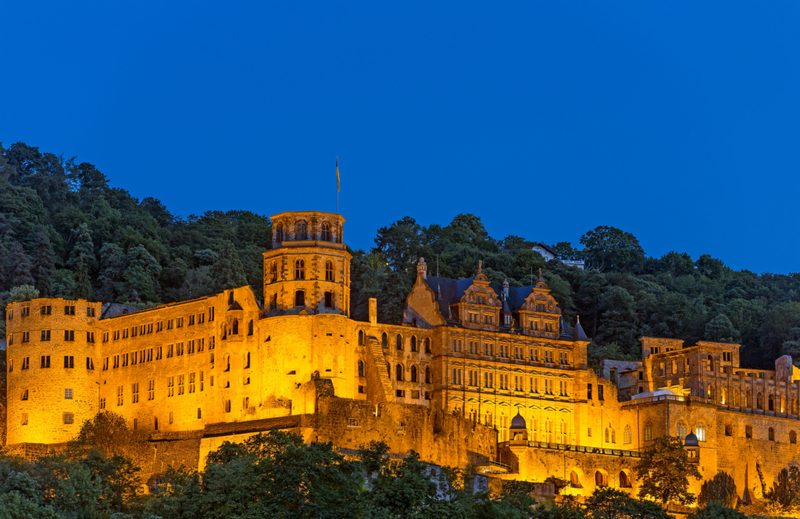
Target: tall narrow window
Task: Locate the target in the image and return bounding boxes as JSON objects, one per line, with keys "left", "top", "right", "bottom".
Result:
{"left": 358, "top": 330, "right": 364, "bottom": 346}
{"left": 296, "top": 221, "right": 307, "bottom": 240}
{"left": 248, "top": 319, "right": 253, "bottom": 336}
{"left": 275, "top": 224, "right": 284, "bottom": 242}
{"left": 271, "top": 262, "right": 278, "bottom": 282}
{"left": 396, "top": 364, "right": 404, "bottom": 381}
{"left": 321, "top": 222, "right": 331, "bottom": 241}
{"left": 325, "top": 260, "right": 334, "bottom": 281}
{"left": 397, "top": 334, "right": 403, "bottom": 351}
{"left": 295, "top": 290, "right": 305, "bottom": 307}
{"left": 411, "top": 337, "right": 417, "bottom": 352}
{"left": 358, "top": 360, "right": 365, "bottom": 377}
{"left": 324, "top": 292, "right": 333, "bottom": 308}
{"left": 295, "top": 259, "right": 305, "bottom": 279}
{"left": 411, "top": 365, "right": 418, "bottom": 382}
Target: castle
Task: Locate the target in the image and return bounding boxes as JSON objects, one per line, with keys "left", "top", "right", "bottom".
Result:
{"left": 6, "top": 210, "right": 800, "bottom": 501}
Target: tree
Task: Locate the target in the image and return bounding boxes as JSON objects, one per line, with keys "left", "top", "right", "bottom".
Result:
{"left": 122, "top": 245, "right": 162, "bottom": 303}
{"left": 67, "top": 223, "right": 96, "bottom": 299}
{"left": 96, "top": 243, "right": 126, "bottom": 302}
{"left": 9, "top": 285, "right": 40, "bottom": 302}
{"left": 688, "top": 502, "right": 745, "bottom": 519}
{"left": 704, "top": 315, "right": 739, "bottom": 344}
{"left": 634, "top": 436, "right": 702, "bottom": 506}
{"left": 6, "top": 240, "right": 35, "bottom": 288}
{"left": 31, "top": 231, "right": 55, "bottom": 296}
{"left": 580, "top": 226, "right": 645, "bottom": 273}
{"left": 584, "top": 487, "right": 671, "bottom": 519}
{"left": 210, "top": 240, "right": 247, "bottom": 293}
{"left": 69, "top": 411, "right": 148, "bottom": 462}
{"left": 765, "top": 466, "right": 800, "bottom": 509}
{"left": 551, "top": 241, "right": 582, "bottom": 261}
{"left": 698, "top": 471, "right": 738, "bottom": 508}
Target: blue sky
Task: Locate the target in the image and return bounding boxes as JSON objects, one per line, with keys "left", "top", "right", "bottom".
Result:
{"left": 3, "top": 2, "right": 800, "bottom": 273}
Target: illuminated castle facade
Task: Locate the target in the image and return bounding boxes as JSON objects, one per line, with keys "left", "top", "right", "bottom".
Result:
{"left": 6, "top": 210, "right": 800, "bottom": 501}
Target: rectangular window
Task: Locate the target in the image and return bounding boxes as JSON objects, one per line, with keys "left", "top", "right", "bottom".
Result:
{"left": 122, "top": 329, "right": 129, "bottom": 339}
{"left": 177, "top": 317, "right": 184, "bottom": 328}
{"left": 41, "top": 305, "right": 51, "bottom": 315}
{"left": 189, "top": 315, "right": 195, "bottom": 326}
{"left": 131, "top": 351, "right": 138, "bottom": 365}
{"left": 587, "top": 383, "right": 593, "bottom": 400}
{"left": 21, "top": 389, "right": 28, "bottom": 401}
{"left": 598, "top": 385, "right": 605, "bottom": 401}
{"left": 189, "top": 373, "right": 196, "bottom": 393}
{"left": 167, "top": 319, "right": 173, "bottom": 330}
{"left": 187, "top": 340, "right": 195, "bottom": 354}
{"left": 168, "top": 377, "right": 175, "bottom": 397}
{"left": 21, "top": 413, "right": 28, "bottom": 426}
{"left": 64, "top": 356, "right": 74, "bottom": 369}
{"left": 64, "top": 330, "right": 74, "bottom": 341}
{"left": 87, "top": 307, "right": 95, "bottom": 317}
{"left": 169, "top": 411, "right": 174, "bottom": 424}
{"left": 156, "top": 321, "right": 163, "bottom": 332}
{"left": 40, "top": 356, "right": 50, "bottom": 368}
{"left": 86, "top": 357, "right": 94, "bottom": 370}
{"left": 113, "top": 355, "right": 120, "bottom": 368}
{"left": 102, "top": 332, "right": 109, "bottom": 342}
{"left": 63, "top": 413, "right": 74, "bottom": 424}
{"left": 243, "top": 396, "right": 250, "bottom": 409}
{"left": 21, "top": 331, "right": 30, "bottom": 343}
{"left": 209, "top": 336, "right": 215, "bottom": 350}
{"left": 224, "top": 399, "right": 231, "bottom": 413}
{"left": 199, "top": 313, "right": 205, "bottom": 324}
{"left": 148, "top": 380, "right": 155, "bottom": 400}
{"left": 156, "top": 346, "right": 163, "bottom": 360}
{"left": 197, "top": 408, "right": 202, "bottom": 419}
{"left": 132, "top": 326, "right": 137, "bottom": 338}
{"left": 40, "top": 330, "right": 50, "bottom": 341}
{"left": 65, "top": 388, "right": 73, "bottom": 399}
{"left": 210, "top": 307, "right": 215, "bottom": 321}
{"left": 102, "top": 357, "right": 109, "bottom": 370}
{"left": 167, "top": 344, "right": 174, "bottom": 358}
{"left": 64, "top": 305, "right": 75, "bottom": 315}
{"left": 132, "top": 383, "right": 139, "bottom": 404}
{"left": 122, "top": 353, "right": 128, "bottom": 367}
{"left": 177, "top": 342, "right": 184, "bottom": 356}
{"left": 100, "top": 398, "right": 106, "bottom": 409}
{"left": 133, "top": 418, "right": 138, "bottom": 430}
{"left": 87, "top": 332, "right": 95, "bottom": 343}
{"left": 147, "top": 348, "right": 153, "bottom": 362}
{"left": 198, "top": 338, "right": 205, "bottom": 352}
{"left": 117, "top": 386, "right": 123, "bottom": 406}
{"left": 178, "top": 375, "right": 185, "bottom": 395}
{"left": 200, "top": 371, "right": 204, "bottom": 391}
{"left": 21, "top": 357, "right": 30, "bottom": 370}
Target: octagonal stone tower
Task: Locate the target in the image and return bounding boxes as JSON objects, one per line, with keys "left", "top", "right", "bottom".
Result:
{"left": 263, "top": 211, "right": 351, "bottom": 316}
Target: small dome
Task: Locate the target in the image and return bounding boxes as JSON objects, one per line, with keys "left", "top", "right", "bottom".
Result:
{"left": 684, "top": 432, "right": 699, "bottom": 447}
{"left": 510, "top": 411, "right": 527, "bottom": 430}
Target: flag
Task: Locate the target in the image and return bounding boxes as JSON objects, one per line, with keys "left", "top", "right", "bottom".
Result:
{"left": 336, "top": 157, "right": 340, "bottom": 192}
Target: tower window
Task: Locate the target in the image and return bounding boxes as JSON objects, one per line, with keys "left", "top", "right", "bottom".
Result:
{"left": 271, "top": 262, "right": 278, "bottom": 283}
{"left": 324, "top": 291, "right": 333, "bottom": 308}
{"left": 325, "top": 260, "right": 334, "bottom": 281}
{"left": 321, "top": 222, "right": 331, "bottom": 241}
{"left": 295, "top": 259, "right": 305, "bottom": 279}
{"left": 295, "top": 290, "right": 305, "bottom": 307}
{"left": 275, "top": 224, "right": 284, "bottom": 243}
{"left": 296, "top": 221, "right": 307, "bottom": 240}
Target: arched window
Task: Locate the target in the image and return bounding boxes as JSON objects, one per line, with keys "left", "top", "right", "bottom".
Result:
{"left": 769, "top": 427, "right": 775, "bottom": 441}
{"left": 296, "top": 220, "right": 307, "bottom": 240}
{"left": 271, "top": 262, "right": 278, "bottom": 283}
{"left": 424, "top": 337, "right": 431, "bottom": 353}
{"left": 232, "top": 319, "right": 239, "bottom": 335}
{"left": 644, "top": 421, "right": 653, "bottom": 441}
{"left": 757, "top": 392, "right": 764, "bottom": 410}
{"left": 358, "top": 360, "right": 364, "bottom": 377}
{"left": 733, "top": 388, "right": 739, "bottom": 407}
{"left": 248, "top": 320, "right": 253, "bottom": 336}
{"left": 769, "top": 394, "right": 775, "bottom": 412}
{"left": 358, "top": 330, "right": 364, "bottom": 346}
{"left": 695, "top": 423, "right": 706, "bottom": 442}
{"left": 425, "top": 366, "right": 431, "bottom": 384}
{"left": 381, "top": 333, "right": 388, "bottom": 348}
{"left": 275, "top": 224, "right": 284, "bottom": 242}
{"left": 325, "top": 260, "right": 334, "bottom": 281}
{"left": 295, "top": 290, "right": 305, "bottom": 307}
{"left": 791, "top": 431, "right": 797, "bottom": 444}
{"left": 707, "top": 354, "right": 713, "bottom": 372}
{"left": 624, "top": 425, "right": 632, "bottom": 444}
{"left": 560, "top": 420, "right": 568, "bottom": 444}
{"left": 570, "top": 471, "right": 581, "bottom": 488}
{"left": 611, "top": 427, "right": 616, "bottom": 444}
{"left": 781, "top": 395, "right": 786, "bottom": 413}
{"left": 411, "top": 365, "right": 418, "bottom": 383}
{"left": 396, "top": 334, "right": 403, "bottom": 351}
{"left": 595, "top": 471, "right": 607, "bottom": 487}
{"left": 321, "top": 222, "right": 331, "bottom": 241}
{"left": 720, "top": 386, "right": 727, "bottom": 405}
{"left": 605, "top": 427, "right": 609, "bottom": 443}
{"left": 707, "top": 384, "right": 714, "bottom": 400}
{"left": 396, "top": 364, "right": 404, "bottom": 382}
{"left": 725, "top": 424, "right": 733, "bottom": 436}
{"left": 295, "top": 259, "right": 305, "bottom": 279}
{"left": 620, "top": 471, "right": 631, "bottom": 488}
{"left": 545, "top": 418, "right": 553, "bottom": 443}
{"left": 411, "top": 336, "right": 417, "bottom": 352}
{"left": 676, "top": 420, "right": 687, "bottom": 438}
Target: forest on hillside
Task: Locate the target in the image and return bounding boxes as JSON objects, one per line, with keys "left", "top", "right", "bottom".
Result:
{"left": 2, "top": 141, "right": 800, "bottom": 370}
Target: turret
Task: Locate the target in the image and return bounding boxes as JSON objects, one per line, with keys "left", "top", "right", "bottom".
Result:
{"left": 263, "top": 211, "right": 352, "bottom": 316}
{"left": 5, "top": 298, "right": 102, "bottom": 444}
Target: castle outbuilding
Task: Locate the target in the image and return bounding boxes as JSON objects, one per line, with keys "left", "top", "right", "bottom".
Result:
{"left": 5, "top": 210, "right": 800, "bottom": 503}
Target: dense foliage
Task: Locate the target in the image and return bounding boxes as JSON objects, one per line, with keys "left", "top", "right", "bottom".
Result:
{"left": 5, "top": 141, "right": 800, "bottom": 369}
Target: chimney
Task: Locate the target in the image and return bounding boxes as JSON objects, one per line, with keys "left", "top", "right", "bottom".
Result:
{"left": 417, "top": 257, "right": 427, "bottom": 279}
{"left": 369, "top": 298, "right": 377, "bottom": 325}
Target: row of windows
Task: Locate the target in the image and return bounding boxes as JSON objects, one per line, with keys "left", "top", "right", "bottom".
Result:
{"left": 386, "top": 363, "right": 431, "bottom": 384}
{"left": 8, "top": 305, "right": 94, "bottom": 319}
{"left": 451, "top": 369, "right": 570, "bottom": 395}
{"left": 10, "top": 356, "right": 92, "bottom": 372}
{"left": 269, "top": 291, "right": 336, "bottom": 310}
{"left": 108, "top": 309, "right": 215, "bottom": 342}
{"left": 103, "top": 338, "right": 219, "bottom": 370}
{"left": 268, "top": 259, "right": 337, "bottom": 283}
{"left": 20, "top": 409, "right": 206, "bottom": 428}
{"left": 100, "top": 374, "right": 210, "bottom": 409}
{"left": 450, "top": 339, "right": 571, "bottom": 365}
{"left": 274, "top": 221, "right": 338, "bottom": 243}
{"left": 8, "top": 330, "right": 93, "bottom": 345}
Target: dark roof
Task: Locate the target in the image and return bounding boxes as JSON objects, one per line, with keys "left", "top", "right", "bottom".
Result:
{"left": 573, "top": 319, "right": 588, "bottom": 341}
{"left": 559, "top": 317, "right": 572, "bottom": 340}
{"left": 533, "top": 243, "right": 557, "bottom": 256}
{"left": 228, "top": 301, "right": 243, "bottom": 311}
{"left": 423, "top": 276, "right": 534, "bottom": 313}
{"left": 684, "top": 432, "right": 699, "bottom": 447}
{"left": 510, "top": 411, "right": 527, "bottom": 430}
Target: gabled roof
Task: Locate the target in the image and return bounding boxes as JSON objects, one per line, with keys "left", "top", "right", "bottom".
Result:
{"left": 422, "top": 276, "right": 538, "bottom": 313}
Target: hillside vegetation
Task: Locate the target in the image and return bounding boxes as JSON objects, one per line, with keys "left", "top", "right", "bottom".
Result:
{"left": 3, "top": 141, "right": 800, "bottom": 370}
